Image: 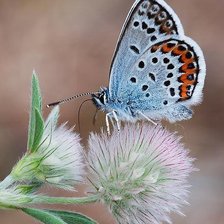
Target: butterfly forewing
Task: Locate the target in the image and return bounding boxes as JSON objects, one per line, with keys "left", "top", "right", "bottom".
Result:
{"left": 109, "top": 0, "right": 184, "bottom": 98}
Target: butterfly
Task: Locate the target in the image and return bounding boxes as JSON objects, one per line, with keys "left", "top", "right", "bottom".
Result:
{"left": 48, "top": 0, "right": 206, "bottom": 134}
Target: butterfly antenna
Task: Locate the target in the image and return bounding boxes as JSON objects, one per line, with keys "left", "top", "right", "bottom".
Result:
{"left": 47, "top": 92, "right": 98, "bottom": 107}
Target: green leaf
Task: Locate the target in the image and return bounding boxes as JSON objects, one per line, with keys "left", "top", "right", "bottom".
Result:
{"left": 22, "top": 208, "right": 97, "bottom": 224}
{"left": 27, "top": 71, "right": 43, "bottom": 152}
{"left": 32, "top": 108, "right": 44, "bottom": 151}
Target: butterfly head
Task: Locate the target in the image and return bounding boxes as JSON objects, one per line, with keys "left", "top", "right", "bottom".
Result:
{"left": 92, "top": 87, "right": 109, "bottom": 110}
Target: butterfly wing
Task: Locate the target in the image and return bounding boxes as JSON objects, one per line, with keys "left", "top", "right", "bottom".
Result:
{"left": 108, "top": 0, "right": 206, "bottom": 122}
{"left": 124, "top": 38, "right": 205, "bottom": 121}
{"left": 109, "top": 0, "right": 184, "bottom": 98}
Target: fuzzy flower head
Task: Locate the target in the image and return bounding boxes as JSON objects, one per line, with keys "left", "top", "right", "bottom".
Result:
{"left": 87, "top": 123, "right": 195, "bottom": 224}
{"left": 12, "top": 107, "right": 85, "bottom": 190}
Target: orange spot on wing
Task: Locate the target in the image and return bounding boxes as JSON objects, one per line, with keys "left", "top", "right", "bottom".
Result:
{"left": 172, "top": 47, "right": 185, "bottom": 56}
{"left": 179, "top": 74, "right": 195, "bottom": 85}
{"left": 180, "top": 52, "right": 193, "bottom": 64}
{"left": 161, "top": 45, "right": 171, "bottom": 53}
{"left": 161, "top": 43, "right": 176, "bottom": 53}
{"left": 179, "top": 85, "right": 191, "bottom": 100}
{"left": 160, "top": 23, "right": 173, "bottom": 35}
{"left": 180, "top": 61, "right": 197, "bottom": 74}
{"left": 151, "top": 45, "right": 160, "bottom": 52}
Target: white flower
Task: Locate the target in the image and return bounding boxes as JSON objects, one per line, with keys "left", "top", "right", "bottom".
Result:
{"left": 12, "top": 107, "right": 85, "bottom": 190}
{"left": 87, "top": 123, "right": 195, "bottom": 224}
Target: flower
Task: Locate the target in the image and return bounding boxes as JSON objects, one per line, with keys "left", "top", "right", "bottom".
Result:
{"left": 87, "top": 123, "right": 195, "bottom": 224}
{"left": 11, "top": 107, "right": 85, "bottom": 190}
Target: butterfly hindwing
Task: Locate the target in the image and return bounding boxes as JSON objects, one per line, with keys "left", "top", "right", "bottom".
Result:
{"left": 109, "top": 0, "right": 185, "bottom": 98}
{"left": 116, "top": 37, "right": 205, "bottom": 121}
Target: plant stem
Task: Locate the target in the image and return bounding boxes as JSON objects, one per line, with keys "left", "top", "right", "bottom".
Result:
{"left": 33, "top": 194, "right": 100, "bottom": 205}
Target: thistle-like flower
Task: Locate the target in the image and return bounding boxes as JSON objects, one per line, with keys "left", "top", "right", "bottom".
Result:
{"left": 87, "top": 123, "right": 195, "bottom": 224}
{"left": 11, "top": 107, "right": 85, "bottom": 190}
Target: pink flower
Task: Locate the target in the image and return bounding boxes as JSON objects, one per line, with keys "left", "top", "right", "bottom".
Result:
{"left": 87, "top": 123, "right": 195, "bottom": 224}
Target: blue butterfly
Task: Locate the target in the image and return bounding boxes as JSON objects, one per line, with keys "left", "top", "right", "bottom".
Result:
{"left": 48, "top": 0, "right": 206, "bottom": 133}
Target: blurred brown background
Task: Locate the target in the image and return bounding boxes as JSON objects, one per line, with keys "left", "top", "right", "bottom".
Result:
{"left": 0, "top": 0, "right": 223, "bottom": 223}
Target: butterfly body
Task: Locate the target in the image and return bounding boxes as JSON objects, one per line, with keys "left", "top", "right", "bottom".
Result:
{"left": 92, "top": 0, "right": 206, "bottom": 127}
{"left": 92, "top": 88, "right": 138, "bottom": 122}
{"left": 92, "top": 84, "right": 193, "bottom": 124}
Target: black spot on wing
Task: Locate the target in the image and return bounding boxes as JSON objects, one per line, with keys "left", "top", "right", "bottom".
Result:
{"left": 151, "top": 35, "right": 157, "bottom": 42}
{"left": 149, "top": 73, "right": 156, "bottom": 81}
{"left": 163, "top": 100, "right": 168, "bottom": 105}
{"left": 163, "top": 58, "right": 170, "bottom": 64}
{"left": 164, "top": 80, "right": 170, "bottom": 86}
{"left": 170, "top": 88, "right": 175, "bottom": 96}
{"left": 130, "top": 45, "right": 140, "bottom": 54}
{"left": 147, "top": 28, "right": 156, "bottom": 34}
{"left": 152, "top": 57, "right": 158, "bottom": 64}
{"left": 130, "top": 77, "right": 137, "bottom": 83}
{"left": 167, "top": 73, "right": 173, "bottom": 78}
{"left": 142, "top": 85, "right": 149, "bottom": 91}
{"left": 138, "top": 61, "right": 145, "bottom": 69}
{"left": 142, "top": 21, "right": 148, "bottom": 30}
{"left": 133, "top": 21, "right": 140, "bottom": 27}
{"left": 167, "top": 64, "right": 175, "bottom": 70}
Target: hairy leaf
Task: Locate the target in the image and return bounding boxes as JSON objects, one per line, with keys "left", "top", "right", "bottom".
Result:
{"left": 23, "top": 208, "right": 97, "bottom": 224}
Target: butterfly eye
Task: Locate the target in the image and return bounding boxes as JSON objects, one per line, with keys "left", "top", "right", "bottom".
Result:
{"left": 165, "top": 20, "right": 173, "bottom": 28}
{"left": 99, "top": 93, "right": 105, "bottom": 104}
{"left": 150, "top": 4, "right": 160, "bottom": 14}
{"left": 158, "top": 11, "right": 167, "bottom": 20}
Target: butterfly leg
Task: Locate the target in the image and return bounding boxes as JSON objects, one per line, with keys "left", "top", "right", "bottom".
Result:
{"left": 137, "top": 111, "right": 157, "bottom": 126}
{"left": 105, "top": 112, "right": 112, "bottom": 135}
{"left": 105, "top": 111, "right": 120, "bottom": 134}
{"left": 112, "top": 110, "right": 120, "bottom": 132}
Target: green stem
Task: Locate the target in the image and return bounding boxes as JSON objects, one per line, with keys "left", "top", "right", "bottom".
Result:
{"left": 33, "top": 194, "right": 100, "bottom": 205}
